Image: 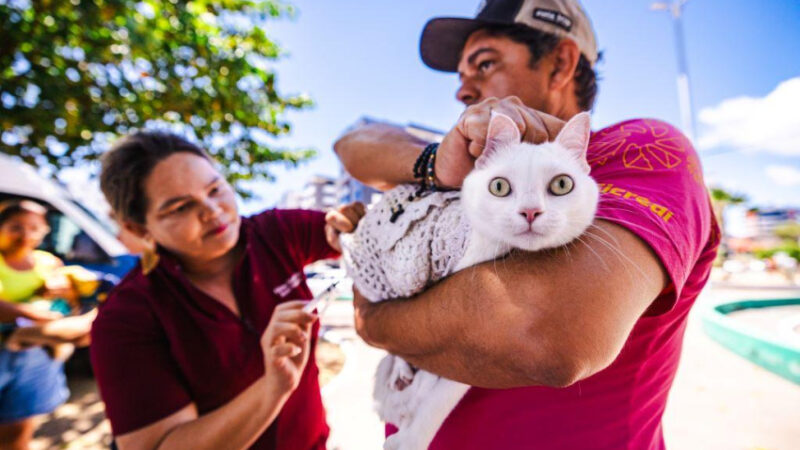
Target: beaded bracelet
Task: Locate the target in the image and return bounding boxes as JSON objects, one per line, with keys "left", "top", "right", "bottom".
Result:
{"left": 413, "top": 143, "right": 440, "bottom": 192}
{"left": 424, "top": 145, "right": 438, "bottom": 191}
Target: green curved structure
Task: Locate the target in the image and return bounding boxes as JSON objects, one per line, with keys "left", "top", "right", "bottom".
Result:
{"left": 701, "top": 298, "right": 800, "bottom": 385}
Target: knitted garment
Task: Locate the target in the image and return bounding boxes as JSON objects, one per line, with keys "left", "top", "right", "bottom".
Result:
{"left": 340, "top": 184, "right": 471, "bottom": 302}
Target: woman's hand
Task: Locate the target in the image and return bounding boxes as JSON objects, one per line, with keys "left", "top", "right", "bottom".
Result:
{"left": 324, "top": 202, "right": 366, "bottom": 252}
{"left": 260, "top": 301, "right": 318, "bottom": 394}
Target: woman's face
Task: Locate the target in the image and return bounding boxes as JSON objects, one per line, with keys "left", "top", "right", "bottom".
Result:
{"left": 0, "top": 211, "right": 50, "bottom": 255}
{"left": 136, "top": 153, "right": 240, "bottom": 263}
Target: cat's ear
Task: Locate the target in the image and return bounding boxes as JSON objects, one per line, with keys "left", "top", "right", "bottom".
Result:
{"left": 555, "top": 112, "right": 592, "bottom": 173}
{"left": 476, "top": 111, "right": 521, "bottom": 169}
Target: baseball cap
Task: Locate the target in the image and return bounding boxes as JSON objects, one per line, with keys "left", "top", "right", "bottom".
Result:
{"left": 420, "top": 0, "right": 598, "bottom": 72}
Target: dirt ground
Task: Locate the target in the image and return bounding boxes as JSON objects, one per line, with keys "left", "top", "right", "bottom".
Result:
{"left": 31, "top": 340, "right": 346, "bottom": 449}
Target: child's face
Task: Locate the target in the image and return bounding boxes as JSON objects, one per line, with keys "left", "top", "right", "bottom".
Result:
{"left": 0, "top": 211, "right": 50, "bottom": 254}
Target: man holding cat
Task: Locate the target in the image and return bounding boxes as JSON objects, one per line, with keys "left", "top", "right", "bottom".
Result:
{"left": 333, "top": 0, "right": 718, "bottom": 448}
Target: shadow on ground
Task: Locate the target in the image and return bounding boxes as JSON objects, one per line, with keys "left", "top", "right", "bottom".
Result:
{"left": 32, "top": 373, "right": 112, "bottom": 450}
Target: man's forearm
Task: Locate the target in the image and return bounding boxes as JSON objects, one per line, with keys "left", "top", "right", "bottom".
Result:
{"left": 356, "top": 259, "right": 564, "bottom": 389}
{"left": 333, "top": 123, "right": 428, "bottom": 190}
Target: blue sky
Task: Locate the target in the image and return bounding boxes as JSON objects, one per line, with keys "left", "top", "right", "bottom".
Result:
{"left": 239, "top": 0, "right": 800, "bottom": 214}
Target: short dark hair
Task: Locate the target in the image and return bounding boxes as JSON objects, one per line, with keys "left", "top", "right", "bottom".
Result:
{"left": 481, "top": 24, "right": 600, "bottom": 111}
{"left": 0, "top": 199, "right": 48, "bottom": 227}
{"left": 100, "top": 132, "right": 209, "bottom": 225}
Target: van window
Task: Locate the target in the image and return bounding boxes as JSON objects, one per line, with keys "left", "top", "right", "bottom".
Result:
{"left": 44, "top": 211, "right": 110, "bottom": 264}
{"left": 0, "top": 194, "right": 110, "bottom": 264}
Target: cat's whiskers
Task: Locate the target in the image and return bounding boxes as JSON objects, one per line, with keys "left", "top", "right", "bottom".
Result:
{"left": 558, "top": 217, "right": 649, "bottom": 281}
{"left": 581, "top": 229, "right": 650, "bottom": 281}
{"left": 574, "top": 235, "right": 610, "bottom": 272}
{"left": 560, "top": 240, "right": 576, "bottom": 265}
{"left": 491, "top": 239, "right": 501, "bottom": 277}
{"left": 586, "top": 223, "right": 620, "bottom": 247}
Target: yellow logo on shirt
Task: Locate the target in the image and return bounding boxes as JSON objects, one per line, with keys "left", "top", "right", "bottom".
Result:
{"left": 598, "top": 183, "right": 675, "bottom": 222}
{"left": 590, "top": 120, "right": 687, "bottom": 172}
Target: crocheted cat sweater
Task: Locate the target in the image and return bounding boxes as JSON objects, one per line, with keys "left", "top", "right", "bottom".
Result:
{"left": 340, "top": 184, "right": 470, "bottom": 302}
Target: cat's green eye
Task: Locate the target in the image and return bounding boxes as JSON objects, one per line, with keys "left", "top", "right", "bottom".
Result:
{"left": 488, "top": 177, "right": 512, "bottom": 197}
{"left": 549, "top": 175, "right": 574, "bottom": 196}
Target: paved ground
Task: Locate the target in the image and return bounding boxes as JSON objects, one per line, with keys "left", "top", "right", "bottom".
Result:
{"left": 662, "top": 286, "right": 800, "bottom": 450}
{"left": 318, "top": 301, "right": 386, "bottom": 450}
{"left": 32, "top": 285, "right": 800, "bottom": 449}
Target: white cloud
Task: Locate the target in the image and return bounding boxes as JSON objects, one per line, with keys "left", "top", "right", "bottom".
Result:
{"left": 697, "top": 77, "right": 800, "bottom": 156}
{"left": 765, "top": 164, "right": 800, "bottom": 187}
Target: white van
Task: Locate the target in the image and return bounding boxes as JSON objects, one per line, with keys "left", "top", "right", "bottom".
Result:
{"left": 0, "top": 154, "right": 135, "bottom": 277}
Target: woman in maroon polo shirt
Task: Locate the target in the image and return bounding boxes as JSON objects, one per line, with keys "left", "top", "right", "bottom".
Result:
{"left": 90, "top": 132, "right": 363, "bottom": 450}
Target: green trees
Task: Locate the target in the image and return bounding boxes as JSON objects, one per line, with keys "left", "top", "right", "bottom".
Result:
{"left": 709, "top": 187, "right": 747, "bottom": 235}
{"left": 1, "top": 0, "right": 312, "bottom": 193}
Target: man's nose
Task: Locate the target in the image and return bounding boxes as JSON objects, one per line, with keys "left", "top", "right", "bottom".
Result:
{"left": 456, "top": 81, "right": 480, "bottom": 106}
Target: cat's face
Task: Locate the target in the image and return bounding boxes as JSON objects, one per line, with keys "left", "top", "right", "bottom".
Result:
{"left": 461, "top": 112, "right": 599, "bottom": 251}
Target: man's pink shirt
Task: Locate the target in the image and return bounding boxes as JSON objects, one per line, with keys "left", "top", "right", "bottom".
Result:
{"left": 428, "top": 119, "right": 720, "bottom": 449}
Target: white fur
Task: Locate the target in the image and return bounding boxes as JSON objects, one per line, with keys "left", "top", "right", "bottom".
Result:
{"left": 372, "top": 112, "right": 598, "bottom": 450}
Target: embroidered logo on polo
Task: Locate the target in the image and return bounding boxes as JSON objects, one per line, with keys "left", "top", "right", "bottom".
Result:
{"left": 273, "top": 272, "right": 303, "bottom": 298}
{"left": 532, "top": 8, "right": 572, "bottom": 31}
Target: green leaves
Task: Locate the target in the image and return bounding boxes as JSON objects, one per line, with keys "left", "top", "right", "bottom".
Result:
{"left": 709, "top": 188, "right": 746, "bottom": 205}
{"left": 0, "top": 0, "right": 312, "bottom": 193}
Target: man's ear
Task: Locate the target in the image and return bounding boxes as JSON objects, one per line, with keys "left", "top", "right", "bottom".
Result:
{"left": 548, "top": 39, "right": 581, "bottom": 91}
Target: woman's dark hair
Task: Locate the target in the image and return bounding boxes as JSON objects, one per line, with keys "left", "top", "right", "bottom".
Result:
{"left": 480, "top": 24, "right": 601, "bottom": 111}
{"left": 100, "top": 132, "right": 210, "bottom": 225}
{"left": 0, "top": 199, "right": 48, "bottom": 227}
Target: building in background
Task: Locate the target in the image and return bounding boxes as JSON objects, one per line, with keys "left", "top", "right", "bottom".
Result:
{"left": 726, "top": 207, "right": 799, "bottom": 253}
{"left": 280, "top": 175, "right": 338, "bottom": 210}
{"left": 746, "top": 208, "right": 799, "bottom": 239}
{"left": 281, "top": 117, "right": 445, "bottom": 211}
{"left": 335, "top": 174, "right": 382, "bottom": 207}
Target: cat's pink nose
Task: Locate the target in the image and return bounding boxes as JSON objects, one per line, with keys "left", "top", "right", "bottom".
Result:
{"left": 520, "top": 208, "right": 542, "bottom": 224}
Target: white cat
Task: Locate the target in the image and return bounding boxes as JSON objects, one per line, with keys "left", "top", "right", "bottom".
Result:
{"left": 342, "top": 111, "right": 599, "bottom": 450}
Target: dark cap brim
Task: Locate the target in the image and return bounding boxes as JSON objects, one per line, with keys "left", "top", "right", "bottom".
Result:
{"left": 420, "top": 17, "right": 510, "bottom": 73}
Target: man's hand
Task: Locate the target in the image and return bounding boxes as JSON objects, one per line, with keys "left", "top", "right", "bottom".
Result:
{"left": 436, "top": 96, "right": 566, "bottom": 188}
{"left": 324, "top": 202, "right": 366, "bottom": 252}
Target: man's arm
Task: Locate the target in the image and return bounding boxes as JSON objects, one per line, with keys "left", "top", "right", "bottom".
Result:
{"left": 333, "top": 123, "right": 428, "bottom": 191}
{"left": 354, "top": 220, "right": 667, "bottom": 388}
{"left": 334, "top": 97, "right": 564, "bottom": 190}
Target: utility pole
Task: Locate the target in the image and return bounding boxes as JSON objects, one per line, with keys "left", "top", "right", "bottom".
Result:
{"left": 651, "top": 0, "right": 695, "bottom": 142}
